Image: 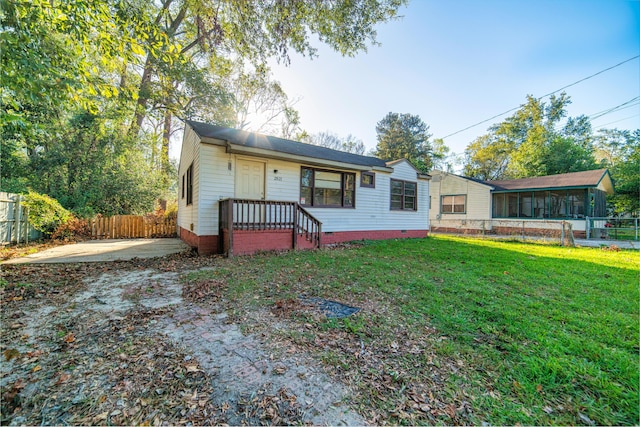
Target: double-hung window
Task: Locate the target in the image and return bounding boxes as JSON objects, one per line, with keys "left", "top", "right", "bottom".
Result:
{"left": 186, "top": 163, "right": 193, "bottom": 206}
{"left": 300, "top": 167, "right": 355, "bottom": 208}
{"left": 390, "top": 179, "right": 417, "bottom": 211}
{"left": 441, "top": 195, "right": 465, "bottom": 213}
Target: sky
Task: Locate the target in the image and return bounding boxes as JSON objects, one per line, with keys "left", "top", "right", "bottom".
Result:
{"left": 267, "top": 0, "right": 640, "bottom": 169}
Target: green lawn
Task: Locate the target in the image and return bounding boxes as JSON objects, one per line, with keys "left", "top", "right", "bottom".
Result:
{"left": 193, "top": 235, "right": 639, "bottom": 425}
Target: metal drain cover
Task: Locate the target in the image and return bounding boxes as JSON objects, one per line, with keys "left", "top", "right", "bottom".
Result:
{"left": 300, "top": 297, "right": 361, "bottom": 318}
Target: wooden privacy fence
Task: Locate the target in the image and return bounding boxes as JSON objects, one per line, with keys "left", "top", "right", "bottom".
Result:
{"left": 90, "top": 215, "right": 177, "bottom": 239}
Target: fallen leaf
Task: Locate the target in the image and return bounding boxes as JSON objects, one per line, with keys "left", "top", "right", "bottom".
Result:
{"left": 93, "top": 412, "right": 109, "bottom": 421}
{"left": 56, "top": 372, "right": 71, "bottom": 384}
{"left": 3, "top": 348, "right": 21, "bottom": 361}
{"left": 63, "top": 332, "right": 76, "bottom": 343}
{"left": 32, "top": 365, "right": 41, "bottom": 372}
{"left": 536, "top": 384, "right": 543, "bottom": 393}
{"left": 185, "top": 363, "right": 201, "bottom": 373}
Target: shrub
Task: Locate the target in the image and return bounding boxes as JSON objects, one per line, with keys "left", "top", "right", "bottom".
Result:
{"left": 164, "top": 199, "right": 178, "bottom": 219}
{"left": 51, "top": 216, "right": 91, "bottom": 241}
{"left": 22, "top": 191, "right": 72, "bottom": 235}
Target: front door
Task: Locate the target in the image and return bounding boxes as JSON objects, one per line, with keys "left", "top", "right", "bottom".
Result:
{"left": 236, "top": 159, "right": 265, "bottom": 200}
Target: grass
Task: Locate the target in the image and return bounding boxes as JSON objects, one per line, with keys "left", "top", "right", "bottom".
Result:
{"left": 197, "top": 235, "right": 639, "bottom": 425}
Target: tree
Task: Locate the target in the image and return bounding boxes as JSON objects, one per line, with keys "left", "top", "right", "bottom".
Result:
{"left": 231, "top": 67, "right": 302, "bottom": 138}
{"left": 0, "top": 0, "right": 167, "bottom": 130}
{"left": 308, "top": 131, "right": 366, "bottom": 155}
{"left": 541, "top": 136, "right": 596, "bottom": 175}
{"left": 595, "top": 129, "right": 640, "bottom": 216}
{"left": 463, "top": 93, "right": 597, "bottom": 179}
{"left": 375, "top": 112, "right": 434, "bottom": 172}
{"left": 431, "top": 138, "right": 453, "bottom": 171}
{"left": 126, "top": 0, "right": 407, "bottom": 141}
{"left": 1, "top": 0, "right": 407, "bottom": 217}
{"left": 463, "top": 135, "right": 512, "bottom": 180}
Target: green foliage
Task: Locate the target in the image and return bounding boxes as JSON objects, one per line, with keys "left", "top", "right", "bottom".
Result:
{"left": 22, "top": 191, "right": 71, "bottom": 235}
{"left": 541, "top": 136, "right": 596, "bottom": 175}
{"left": 598, "top": 129, "right": 640, "bottom": 215}
{"left": 463, "top": 94, "right": 597, "bottom": 179}
{"left": 375, "top": 112, "right": 434, "bottom": 172}
{"left": 2, "top": 0, "right": 406, "bottom": 219}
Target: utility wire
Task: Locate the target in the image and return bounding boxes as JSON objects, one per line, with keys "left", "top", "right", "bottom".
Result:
{"left": 588, "top": 96, "right": 639, "bottom": 120}
{"left": 441, "top": 55, "right": 640, "bottom": 140}
{"left": 594, "top": 114, "right": 639, "bottom": 130}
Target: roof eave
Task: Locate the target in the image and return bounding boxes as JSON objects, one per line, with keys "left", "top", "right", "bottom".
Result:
{"left": 491, "top": 184, "right": 604, "bottom": 193}
{"left": 222, "top": 141, "right": 382, "bottom": 171}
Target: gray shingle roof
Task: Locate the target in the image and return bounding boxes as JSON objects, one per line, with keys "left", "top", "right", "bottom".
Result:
{"left": 186, "top": 120, "right": 388, "bottom": 169}
{"left": 487, "top": 169, "right": 610, "bottom": 191}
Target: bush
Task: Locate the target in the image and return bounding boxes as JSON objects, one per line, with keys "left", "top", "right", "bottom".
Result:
{"left": 22, "top": 191, "right": 72, "bottom": 235}
{"left": 51, "top": 216, "right": 91, "bottom": 241}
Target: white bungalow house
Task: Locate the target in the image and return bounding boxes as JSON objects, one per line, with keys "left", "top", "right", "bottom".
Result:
{"left": 178, "top": 121, "right": 431, "bottom": 255}
{"left": 429, "top": 169, "right": 614, "bottom": 238}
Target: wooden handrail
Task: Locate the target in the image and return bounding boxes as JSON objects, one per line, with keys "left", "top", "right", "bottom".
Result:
{"left": 219, "top": 198, "right": 322, "bottom": 251}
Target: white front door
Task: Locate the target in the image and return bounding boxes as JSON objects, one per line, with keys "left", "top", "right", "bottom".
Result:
{"left": 236, "top": 159, "right": 265, "bottom": 200}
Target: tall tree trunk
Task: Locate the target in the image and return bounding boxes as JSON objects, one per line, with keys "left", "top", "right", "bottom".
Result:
{"left": 162, "top": 110, "right": 172, "bottom": 172}
{"left": 128, "top": 54, "right": 154, "bottom": 137}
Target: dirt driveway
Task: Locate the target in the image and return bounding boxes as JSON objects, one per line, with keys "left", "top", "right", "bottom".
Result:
{"left": 0, "top": 253, "right": 364, "bottom": 425}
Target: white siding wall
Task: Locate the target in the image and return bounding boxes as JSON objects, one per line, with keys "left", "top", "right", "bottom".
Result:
{"left": 190, "top": 145, "right": 431, "bottom": 235}
{"left": 429, "top": 171, "right": 492, "bottom": 227}
{"left": 304, "top": 160, "right": 429, "bottom": 232}
{"left": 177, "top": 126, "right": 200, "bottom": 233}
{"left": 197, "top": 144, "right": 235, "bottom": 235}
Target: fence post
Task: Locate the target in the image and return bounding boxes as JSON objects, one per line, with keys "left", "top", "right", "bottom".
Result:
{"left": 15, "top": 195, "right": 22, "bottom": 245}
{"left": 292, "top": 204, "right": 298, "bottom": 250}
{"left": 585, "top": 216, "right": 590, "bottom": 239}
{"left": 24, "top": 205, "right": 29, "bottom": 245}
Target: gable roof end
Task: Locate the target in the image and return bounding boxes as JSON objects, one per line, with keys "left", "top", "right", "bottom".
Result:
{"left": 430, "top": 170, "right": 494, "bottom": 189}
{"left": 385, "top": 158, "right": 431, "bottom": 180}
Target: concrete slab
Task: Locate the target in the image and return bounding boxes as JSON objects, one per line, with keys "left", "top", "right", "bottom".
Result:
{"left": 574, "top": 239, "right": 639, "bottom": 249}
{"left": 2, "top": 238, "right": 191, "bottom": 264}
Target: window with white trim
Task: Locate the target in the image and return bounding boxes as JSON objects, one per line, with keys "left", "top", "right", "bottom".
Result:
{"left": 441, "top": 195, "right": 465, "bottom": 214}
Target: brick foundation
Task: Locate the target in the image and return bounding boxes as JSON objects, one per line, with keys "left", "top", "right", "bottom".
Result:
{"left": 180, "top": 226, "right": 428, "bottom": 256}
{"left": 431, "top": 226, "right": 585, "bottom": 239}
{"left": 179, "top": 227, "right": 220, "bottom": 255}
{"left": 321, "top": 229, "right": 428, "bottom": 245}
{"left": 232, "top": 229, "right": 292, "bottom": 256}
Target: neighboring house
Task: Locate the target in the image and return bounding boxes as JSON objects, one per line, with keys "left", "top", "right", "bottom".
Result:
{"left": 429, "top": 169, "right": 614, "bottom": 238}
{"left": 178, "top": 121, "right": 431, "bottom": 255}
{"left": 430, "top": 171, "right": 495, "bottom": 227}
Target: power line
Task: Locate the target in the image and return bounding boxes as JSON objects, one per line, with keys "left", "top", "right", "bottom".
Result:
{"left": 588, "top": 97, "right": 640, "bottom": 120}
{"left": 594, "top": 115, "right": 639, "bottom": 130}
{"left": 441, "top": 55, "right": 640, "bottom": 140}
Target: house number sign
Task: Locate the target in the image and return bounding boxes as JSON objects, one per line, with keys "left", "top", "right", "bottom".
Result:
{"left": 273, "top": 176, "right": 283, "bottom": 181}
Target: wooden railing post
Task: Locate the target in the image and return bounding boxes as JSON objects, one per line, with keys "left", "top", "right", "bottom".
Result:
{"left": 227, "top": 198, "right": 234, "bottom": 257}
{"left": 292, "top": 204, "right": 298, "bottom": 250}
